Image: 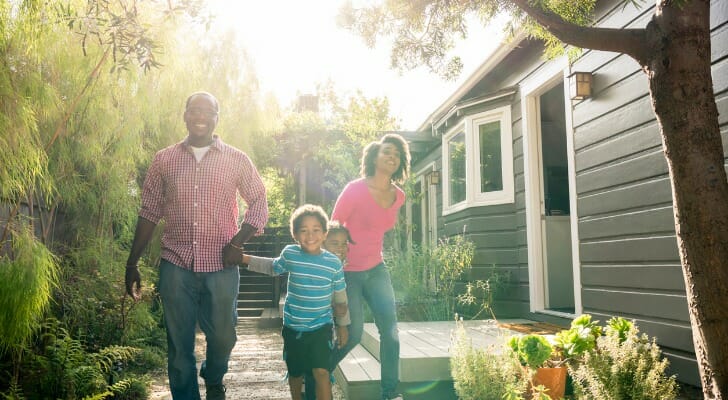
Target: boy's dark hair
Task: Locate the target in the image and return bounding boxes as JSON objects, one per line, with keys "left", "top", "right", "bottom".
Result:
{"left": 360, "top": 133, "right": 411, "bottom": 184}
{"left": 327, "top": 220, "right": 355, "bottom": 244}
{"left": 290, "top": 204, "right": 329, "bottom": 238}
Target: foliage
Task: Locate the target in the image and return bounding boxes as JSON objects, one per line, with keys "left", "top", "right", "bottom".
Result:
{"left": 450, "top": 318, "right": 527, "bottom": 400}
{"left": 553, "top": 314, "right": 602, "bottom": 362}
{"left": 568, "top": 317, "right": 679, "bottom": 400}
{"left": 0, "top": 226, "right": 59, "bottom": 355}
{"left": 386, "top": 234, "right": 480, "bottom": 321}
{"left": 508, "top": 334, "right": 554, "bottom": 369}
{"left": 338, "top": 0, "right": 596, "bottom": 80}
{"left": 432, "top": 234, "right": 475, "bottom": 315}
{"left": 451, "top": 314, "right": 679, "bottom": 400}
{"left": 0, "top": 0, "right": 266, "bottom": 396}
{"left": 12, "top": 319, "right": 143, "bottom": 400}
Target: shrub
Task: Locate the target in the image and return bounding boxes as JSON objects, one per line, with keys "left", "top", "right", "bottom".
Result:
{"left": 568, "top": 317, "right": 679, "bottom": 400}
{"left": 450, "top": 319, "right": 527, "bottom": 400}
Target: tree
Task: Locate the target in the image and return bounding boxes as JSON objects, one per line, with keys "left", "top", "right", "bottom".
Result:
{"left": 340, "top": 0, "right": 727, "bottom": 397}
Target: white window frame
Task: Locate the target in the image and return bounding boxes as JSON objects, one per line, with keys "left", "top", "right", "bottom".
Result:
{"left": 442, "top": 106, "right": 514, "bottom": 216}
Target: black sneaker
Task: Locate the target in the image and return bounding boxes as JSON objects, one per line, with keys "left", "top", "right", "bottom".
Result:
{"left": 206, "top": 384, "right": 226, "bottom": 400}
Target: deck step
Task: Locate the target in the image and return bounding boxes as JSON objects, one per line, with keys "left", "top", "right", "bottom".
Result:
{"left": 333, "top": 320, "right": 548, "bottom": 399}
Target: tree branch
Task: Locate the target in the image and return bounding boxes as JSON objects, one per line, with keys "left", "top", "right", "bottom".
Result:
{"left": 510, "top": 0, "right": 649, "bottom": 65}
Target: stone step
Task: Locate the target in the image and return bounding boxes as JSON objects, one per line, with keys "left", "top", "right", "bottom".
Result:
{"left": 237, "top": 308, "right": 263, "bottom": 317}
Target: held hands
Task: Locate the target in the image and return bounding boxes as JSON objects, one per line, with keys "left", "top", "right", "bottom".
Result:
{"left": 336, "top": 325, "right": 349, "bottom": 349}
{"left": 125, "top": 266, "right": 142, "bottom": 300}
{"left": 222, "top": 242, "right": 244, "bottom": 267}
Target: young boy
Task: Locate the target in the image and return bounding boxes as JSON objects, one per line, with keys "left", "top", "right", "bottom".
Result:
{"left": 303, "top": 220, "right": 354, "bottom": 400}
{"left": 242, "top": 205, "right": 350, "bottom": 400}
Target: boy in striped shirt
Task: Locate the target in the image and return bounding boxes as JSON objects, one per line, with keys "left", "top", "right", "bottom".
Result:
{"left": 242, "top": 204, "right": 349, "bottom": 400}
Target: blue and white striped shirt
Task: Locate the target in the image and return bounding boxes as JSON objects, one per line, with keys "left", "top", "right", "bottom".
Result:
{"left": 271, "top": 245, "right": 346, "bottom": 331}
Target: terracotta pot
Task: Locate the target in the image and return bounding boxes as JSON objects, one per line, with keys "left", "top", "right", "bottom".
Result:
{"left": 531, "top": 366, "right": 567, "bottom": 399}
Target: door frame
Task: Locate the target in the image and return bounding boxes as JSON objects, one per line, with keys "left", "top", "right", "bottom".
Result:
{"left": 407, "top": 162, "right": 439, "bottom": 249}
{"left": 521, "top": 57, "right": 582, "bottom": 316}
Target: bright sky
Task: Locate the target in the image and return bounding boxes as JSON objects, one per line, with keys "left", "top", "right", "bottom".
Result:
{"left": 206, "top": 1, "right": 506, "bottom": 130}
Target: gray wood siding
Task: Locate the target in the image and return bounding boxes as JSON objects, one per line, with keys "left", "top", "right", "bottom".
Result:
{"left": 567, "top": 0, "right": 728, "bottom": 386}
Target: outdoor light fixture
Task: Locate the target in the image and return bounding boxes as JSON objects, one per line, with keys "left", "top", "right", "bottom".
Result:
{"left": 569, "top": 71, "right": 593, "bottom": 100}
{"left": 428, "top": 170, "right": 441, "bottom": 186}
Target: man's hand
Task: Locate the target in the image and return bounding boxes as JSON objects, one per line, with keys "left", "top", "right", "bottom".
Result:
{"left": 223, "top": 243, "right": 244, "bottom": 267}
{"left": 125, "top": 265, "right": 142, "bottom": 300}
{"left": 336, "top": 325, "right": 349, "bottom": 349}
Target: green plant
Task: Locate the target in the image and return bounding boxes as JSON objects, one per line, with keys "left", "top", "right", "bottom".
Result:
{"left": 553, "top": 314, "right": 602, "bottom": 362}
{"left": 568, "top": 317, "right": 679, "bottom": 400}
{"left": 450, "top": 319, "right": 527, "bottom": 400}
{"left": 433, "top": 234, "right": 475, "bottom": 316}
{"left": 508, "top": 334, "right": 558, "bottom": 369}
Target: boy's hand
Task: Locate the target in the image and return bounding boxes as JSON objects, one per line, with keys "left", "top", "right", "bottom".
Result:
{"left": 222, "top": 243, "right": 244, "bottom": 267}
{"left": 336, "top": 325, "right": 349, "bottom": 349}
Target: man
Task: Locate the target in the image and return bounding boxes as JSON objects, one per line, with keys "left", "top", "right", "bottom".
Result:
{"left": 124, "top": 91, "right": 268, "bottom": 400}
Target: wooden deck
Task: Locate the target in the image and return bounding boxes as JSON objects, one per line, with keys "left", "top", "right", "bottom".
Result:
{"left": 334, "top": 319, "right": 557, "bottom": 400}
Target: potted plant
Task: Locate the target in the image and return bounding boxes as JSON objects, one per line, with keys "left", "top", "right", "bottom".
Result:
{"left": 508, "top": 333, "right": 567, "bottom": 400}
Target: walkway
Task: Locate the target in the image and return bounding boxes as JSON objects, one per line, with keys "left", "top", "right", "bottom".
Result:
{"left": 149, "top": 318, "right": 346, "bottom": 400}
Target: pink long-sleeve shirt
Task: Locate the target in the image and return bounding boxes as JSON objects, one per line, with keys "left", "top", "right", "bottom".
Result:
{"left": 331, "top": 178, "right": 405, "bottom": 272}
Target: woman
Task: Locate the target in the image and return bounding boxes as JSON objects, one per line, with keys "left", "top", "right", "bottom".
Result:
{"left": 330, "top": 133, "right": 410, "bottom": 400}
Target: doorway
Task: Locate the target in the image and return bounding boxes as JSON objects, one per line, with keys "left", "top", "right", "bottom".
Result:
{"left": 524, "top": 78, "right": 577, "bottom": 315}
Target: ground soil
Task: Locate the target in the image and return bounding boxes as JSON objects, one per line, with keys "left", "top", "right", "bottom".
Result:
{"left": 149, "top": 318, "right": 345, "bottom": 400}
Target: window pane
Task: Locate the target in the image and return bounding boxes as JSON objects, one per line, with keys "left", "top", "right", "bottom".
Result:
{"left": 479, "top": 121, "right": 503, "bottom": 193}
{"left": 448, "top": 132, "right": 466, "bottom": 205}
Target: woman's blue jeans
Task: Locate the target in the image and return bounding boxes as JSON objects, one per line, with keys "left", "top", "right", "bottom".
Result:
{"left": 158, "top": 259, "right": 239, "bottom": 400}
{"left": 331, "top": 263, "right": 400, "bottom": 399}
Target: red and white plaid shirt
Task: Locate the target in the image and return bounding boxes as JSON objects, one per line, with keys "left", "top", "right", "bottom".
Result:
{"left": 139, "top": 136, "right": 268, "bottom": 272}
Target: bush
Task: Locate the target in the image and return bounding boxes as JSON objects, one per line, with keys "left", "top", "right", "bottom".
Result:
{"left": 450, "top": 319, "right": 527, "bottom": 400}
{"left": 568, "top": 317, "right": 679, "bottom": 400}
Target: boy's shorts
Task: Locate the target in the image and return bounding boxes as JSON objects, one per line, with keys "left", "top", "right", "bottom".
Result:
{"left": 282, "top": 324, "right": 333, "bottom": 377}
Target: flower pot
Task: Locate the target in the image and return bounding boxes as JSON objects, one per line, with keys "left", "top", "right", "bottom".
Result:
{"left": 531, "top": 366, "right": 567, "bottom": 399}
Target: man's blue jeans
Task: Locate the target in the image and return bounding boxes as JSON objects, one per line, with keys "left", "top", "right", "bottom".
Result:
{"left": 158, "top": 260, "right": 239, "bottom": 400}
{"left": 331, "top": 263, "right": 400, "bottom": 399}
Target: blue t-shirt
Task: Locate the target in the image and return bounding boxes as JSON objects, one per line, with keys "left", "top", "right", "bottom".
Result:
{"left": 273, "top": 244, "right": 346, "bottom": 331}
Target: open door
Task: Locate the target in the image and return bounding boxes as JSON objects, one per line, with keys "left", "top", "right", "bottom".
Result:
{"left": 524, "top": 75, "right": 578, "bottom": 316}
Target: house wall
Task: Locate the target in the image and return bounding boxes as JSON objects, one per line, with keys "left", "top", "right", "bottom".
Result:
{"left": 411, "top": 0, "right": 728, "bottom": 387}
{"left": 568, "top": 0, "right": 728, "bottom": 387}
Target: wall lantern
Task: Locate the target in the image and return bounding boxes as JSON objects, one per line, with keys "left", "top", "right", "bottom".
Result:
{"left": 569, "top": 71, "right": 593, "bottom": 100}
{"left": 428, "top": 170, "right": 441, "bottom": 186}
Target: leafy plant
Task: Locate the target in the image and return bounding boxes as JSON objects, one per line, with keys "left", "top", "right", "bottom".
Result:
{"left": 508, "top": 334, "right": 557, "bottom": 369}
{"left": 450, "top": 319, "right": 527, "bottom": 400}
{"left": 568, "top": 317, "right": 679, "bottom": 400}
{"left": 553, "top": 314, "right": 602, "bottom": 362}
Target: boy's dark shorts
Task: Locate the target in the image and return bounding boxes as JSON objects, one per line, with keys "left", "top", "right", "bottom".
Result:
{"left": 282, "top": 324, "right": 333, "bottom": 377}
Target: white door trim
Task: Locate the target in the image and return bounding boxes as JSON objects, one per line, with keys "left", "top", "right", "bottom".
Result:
{"left": 521, "top": 57, "right": 582, "bottom": 315}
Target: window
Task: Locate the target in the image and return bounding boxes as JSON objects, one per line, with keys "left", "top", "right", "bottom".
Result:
{"left": 442, "top": 106, "right": 514, "bottom": 215}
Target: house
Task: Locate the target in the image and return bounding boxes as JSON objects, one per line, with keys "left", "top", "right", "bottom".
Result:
{"left": 404, "top": 0, "right": 728, "bottom": 387}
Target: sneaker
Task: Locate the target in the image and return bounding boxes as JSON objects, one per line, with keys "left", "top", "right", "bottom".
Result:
{"left": 206, "top": 384, "right": 226, "bottom": 400}
{"left": 384, "top": 395, "right": 403, "bottom": 400}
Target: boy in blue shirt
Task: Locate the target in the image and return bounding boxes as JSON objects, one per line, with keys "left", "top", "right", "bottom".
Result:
{"left": 242, "top": 204, "right": 350, "bottom": 400}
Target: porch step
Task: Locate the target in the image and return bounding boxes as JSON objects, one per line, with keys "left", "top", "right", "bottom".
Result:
{"left": 333, "top": 319, "right": 546, "bottom": 400}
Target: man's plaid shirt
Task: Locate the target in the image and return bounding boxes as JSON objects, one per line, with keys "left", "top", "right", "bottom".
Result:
{"left": 139, "top": 136, "right": 268, "bottom": 272}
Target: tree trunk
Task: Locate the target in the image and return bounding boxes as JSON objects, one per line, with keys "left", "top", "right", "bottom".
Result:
{"left": 645, "top": 1, "right": 728, "bottom": 397}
